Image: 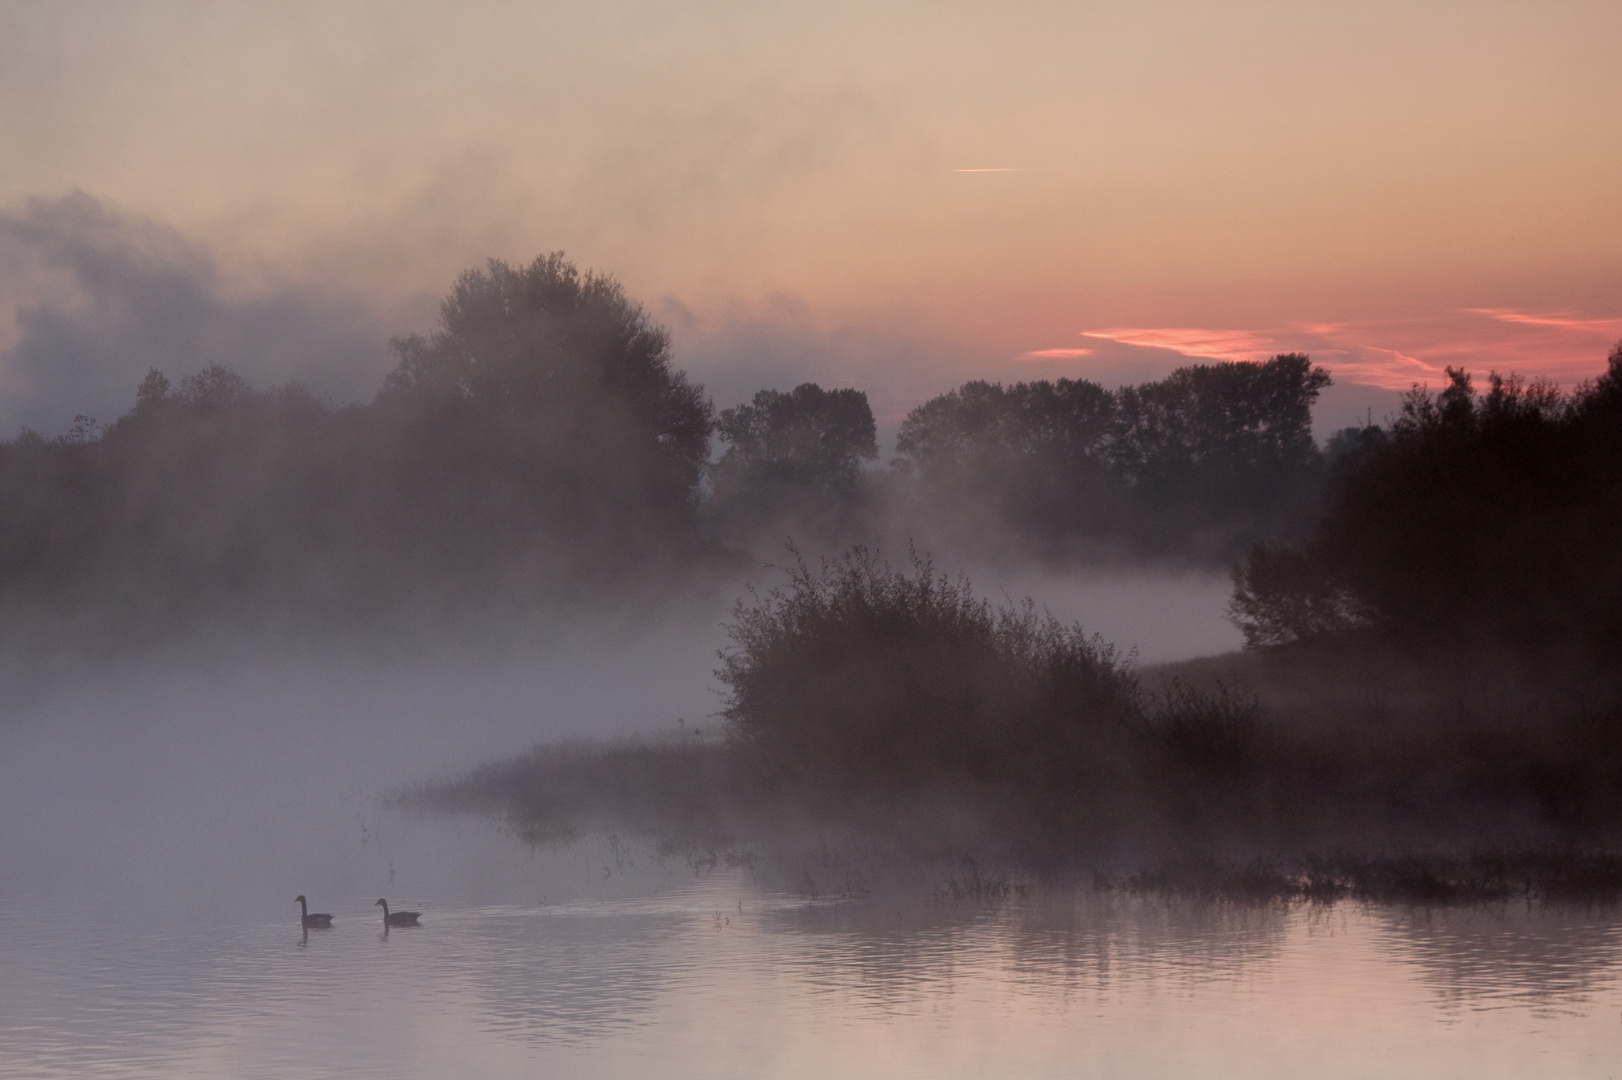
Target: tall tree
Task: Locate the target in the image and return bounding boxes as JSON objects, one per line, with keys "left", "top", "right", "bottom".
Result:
{"left": 379, "top": 254, "right": 714, "bottom": 563}
{"left": 1112, "top": 354, "right": 1331, "bottom": 535}
{"left": 708, "top": 383, "right": 878, "bottom": 541}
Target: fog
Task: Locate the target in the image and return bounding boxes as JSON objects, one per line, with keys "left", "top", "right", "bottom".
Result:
{"left": 4, "top": 7, "right": 1618, "bottom": 1073}
{"left": 0, "top": 557, "right": 1239, "bottom": 930}
{"left": 1, "top": 191, "right": 1409, "bottom": 445}
{"left": 0, "top": 614, "right": 706, "bottom": 918}
{"left": 1, "top": 233, "right": 1612, "bottom": 934}
{"left": 0, "top": 193, "right": 410, "bottom": 436}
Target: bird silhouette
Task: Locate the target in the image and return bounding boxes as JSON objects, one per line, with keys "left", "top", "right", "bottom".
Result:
{"left": 295, "top": 895, "right": 334, "bottom": 929}
{"left": 376, "top": 898, "right": 421, "bottom": 927}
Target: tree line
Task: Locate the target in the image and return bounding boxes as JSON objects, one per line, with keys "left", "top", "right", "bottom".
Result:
{"left": 0, "top": 255, "right": 718, "bottom": 626}
{"left": 889, "top": 354, "right": 1329, "bottom": 559}
{"left": 3, "top": 250, "right": 1609, "bottom": 651}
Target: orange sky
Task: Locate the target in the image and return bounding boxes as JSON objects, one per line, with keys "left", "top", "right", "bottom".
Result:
{"left": 1, "top": 1, "right": 1619, "bottom": 428}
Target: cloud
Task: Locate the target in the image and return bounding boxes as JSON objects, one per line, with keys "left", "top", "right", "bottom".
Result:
{"left": 0, "top": 193, "right": 398, "bottom": 435}
{"left": 1081, "top": 327, "right": 1277, "bottom": 363}
{"left": 1468, "top": 308, "right": 1622, "bottom": 337}
{"left": 1073, "top": 311, "right": 1621, "bottom": 393}
{"left": 1019, "top": 348, "right": 1094, "bottom": 359}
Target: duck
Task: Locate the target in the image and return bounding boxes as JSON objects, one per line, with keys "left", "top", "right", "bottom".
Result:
{"left": 376, "top": 898, "right": 421, "bottom": 927}
{"left": 295, "top": 895, "right": 334, "bottom": 929}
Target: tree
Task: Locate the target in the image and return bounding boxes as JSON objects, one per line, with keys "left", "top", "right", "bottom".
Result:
{"left": 1112, "top": 354, "right": 1331, "bottom": 540}
{"left": 177, "top": 364, "right": 250, "bottom": 412}
{"left": 0, "top": 255, "right": 732, "bottom": 635}
{"left": 378, "top": 254, "right": 714, "bottom": 562}
{"left": 714, "top": 384, "right": 877, "bottom": 493}
{"left": 893, "top": 357, "right": 1331, "bottom": 560}
{"left": 894, "top": 378, "right": 1122, "bottom": 550}
{"left": 1228, "top": 347, "right": 1622, "bottom": 654}
{"left": 1227, "top": 543, "right": 1370, "bottom": 648}
{"left": 895, "top": 378, "right": 1116, "bottom": 477}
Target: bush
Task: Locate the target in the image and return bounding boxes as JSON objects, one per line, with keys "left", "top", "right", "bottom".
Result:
{"left": 716, "top": 547, "right": 1141, "bottom": 793}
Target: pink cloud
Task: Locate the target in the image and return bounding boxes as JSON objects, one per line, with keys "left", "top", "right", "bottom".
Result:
{"left": 1019, "top": 347, "right": 1094, "bottom": 359}
{"left": 1068, "top": 310, "right": 1620, "bottom": 392}
{"left": 1468, "top": 308, "right": 1622, "bottom": 336}
{"left": 1081, "top": 327, "right": 1276, "bottom": 362}
{"left": 1324, "top": 345, "right": 1441, "bottom": 390}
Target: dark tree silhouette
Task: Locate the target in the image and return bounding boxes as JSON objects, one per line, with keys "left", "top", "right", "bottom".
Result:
{"left": 707, "top": 383, "right": 878, "bottom": 542}
{"left": 894, "top": 356, "right": 1331, "bottom": 560}
{"left": 894, "top": 378, "right": 1124, "bottom": 554}
{"left": 1227, "top": 543, "right": 1369, "bottom": 649}
{"left": 380, "top": 254, "right": 713, "bottom": 554}
{"left": 1229, "top": 345, "right": 1622, "bottom": 655}
{"left": 0, "top": 254, "right": 724, "bottom": 635}
{"left": 1112, "top": 354, "right": 1330, "bottom": 541}
{"left": 714, "top": 383, "right": 878, "bottom": 494}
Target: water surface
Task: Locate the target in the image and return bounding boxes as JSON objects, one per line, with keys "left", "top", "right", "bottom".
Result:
{"left": 3, "top": 639, "right": 1618, "bottom": 1078}
{"left": 5, "top": 874, "right": 1620, "bottom": 1079}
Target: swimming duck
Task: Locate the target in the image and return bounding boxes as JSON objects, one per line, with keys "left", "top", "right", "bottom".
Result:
{"left": 295, "top": 895, "right": 334, "bottom": 929}
{"left": 376, "top": 898, "right": 421, "bottom": 927}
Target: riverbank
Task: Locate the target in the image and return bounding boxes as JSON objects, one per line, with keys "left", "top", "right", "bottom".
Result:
{"left": 399, "top": 638, "right": 1622, "bottom": 902}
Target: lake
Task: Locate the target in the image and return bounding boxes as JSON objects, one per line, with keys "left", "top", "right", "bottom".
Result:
{"left": 5, "top": 866, "right": 1621, "bottom": 1079}
{"left": 2, "top": 631, "right": 1619, "bottom": 1079}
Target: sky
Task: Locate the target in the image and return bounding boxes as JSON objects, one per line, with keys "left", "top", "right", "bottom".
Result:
{"left": 2, "top": 0, "right": 1619, "bottom": 437}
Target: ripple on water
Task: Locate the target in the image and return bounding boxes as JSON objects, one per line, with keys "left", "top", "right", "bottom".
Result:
{"left": 3, "top": 878, "right": 1622, "bottom": 1080}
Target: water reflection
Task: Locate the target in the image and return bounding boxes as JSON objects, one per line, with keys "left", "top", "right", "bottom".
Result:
{"left": 4, "top": 877, "right": 1622, "bottom": 1079}
{"left": 1377, "top": 903, "right": 1622, "bottom": 1014}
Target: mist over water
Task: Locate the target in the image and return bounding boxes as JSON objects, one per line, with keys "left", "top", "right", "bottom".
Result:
{"left": 0, "top": 611, "right": 718, "bottom": 920}
{"left": 0, "top": 562, "right": 1236, "bottom": 921}
{"left": 945, "top": 562, "right": 1240, "bottom": 665}
{"left": 8, "top": 561, "right": 1622, "bottom": 1078}
{"left": 0, "top": 565, "right": 1273, "bottom": 1077}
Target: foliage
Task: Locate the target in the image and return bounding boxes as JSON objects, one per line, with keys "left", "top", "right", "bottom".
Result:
{"left": 716, "top": 547, "right": 1140, "bottom": 792}
{"left": 1113, "top": 353, "right": 1329, "bottom": 521}
{"left": 418, "top": 596, "right": 1622, "bottom": 872}
{"left": 0, "top": 254, "right": 722, "bottom": 630}
{"left": 715, "top": 384, "right": 877, "bottom": 491}
{"left": 1227, "top": 543, "right": 1371, "bottom": 649}
{"left": 1228, "top": 345, "right": 1622, "bottom": 654}
{"left": 709, "top": 383, "right": 877, "bottom": 538}
{"left": 895, "top": 377, "right": 1121, "bottom": 550}
{"left": 893, "top": 355, "right": 1332, "bottom": 560}
{"left": 380, "top": 254, "right": 714, "bottom": 546}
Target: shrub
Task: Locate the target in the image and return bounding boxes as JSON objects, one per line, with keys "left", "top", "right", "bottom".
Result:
{"left": 716, "top": 547, "right": 1140, "bottom": 793}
